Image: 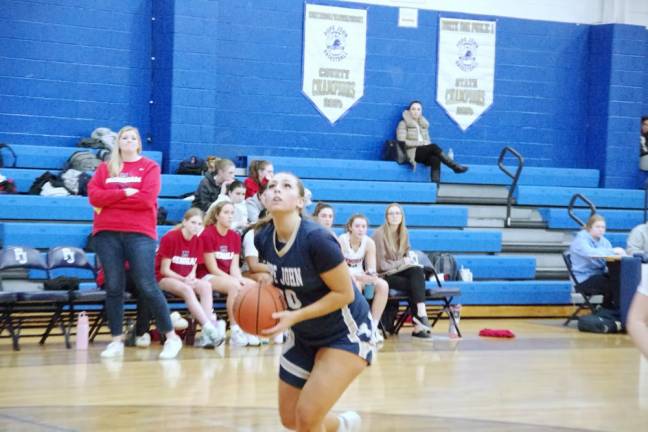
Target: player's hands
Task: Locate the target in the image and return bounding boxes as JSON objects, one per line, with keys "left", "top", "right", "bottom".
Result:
{"left": 262, "top": 310, "right": 298, "bottom": 336}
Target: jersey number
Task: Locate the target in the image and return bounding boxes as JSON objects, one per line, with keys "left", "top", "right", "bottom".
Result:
{"left": 284, "top": 289, "right": 302, "bottom": 309}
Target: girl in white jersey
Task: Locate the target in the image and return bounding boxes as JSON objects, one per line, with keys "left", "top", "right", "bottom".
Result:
{"left": 338, "top": 214, "right": 389, "bottom": 343}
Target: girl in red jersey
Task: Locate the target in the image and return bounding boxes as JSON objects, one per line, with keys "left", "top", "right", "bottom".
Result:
{"left": 199, "top": 201, "right": 260, "bottom": 346}
{"left": 88, "top": 126, "right": 182, "bottom": 360}
{"left": 244, "top": 159, "right": 273, "bottom": 199}
{"left": 155, "top": 207, "right": 224, "bottom": 348}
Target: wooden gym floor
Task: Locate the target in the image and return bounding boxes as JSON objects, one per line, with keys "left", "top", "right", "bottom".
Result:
{"left": 0, "top": 319, "right": 646, "bottom": 431}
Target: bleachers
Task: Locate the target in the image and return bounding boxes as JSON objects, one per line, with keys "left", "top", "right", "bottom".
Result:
{"left": 539, "top": 208, "right": 642, "bottom": 230}
{"left": 249, "top": 154, "right": 600, "bottom": 188}
{"left": 516, "top": 185, "right": 643, "bottom": 209}
{"left": 2, "top": 168, "right": 201, "bottom": 198}
{"left": 2, "top": 147, "right": 638, "bottom": 312}
{"left": 6, "top": 145, "right": 162, "bottom": 170}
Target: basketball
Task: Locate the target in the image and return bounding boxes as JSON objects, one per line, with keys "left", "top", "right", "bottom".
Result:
{"left": 233, "top": 283, "right": 286, "bottom": 336}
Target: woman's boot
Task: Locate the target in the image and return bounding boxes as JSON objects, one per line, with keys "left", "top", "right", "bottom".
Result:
{"left": 439, "top": 152, "right": 468, "bottom": 174}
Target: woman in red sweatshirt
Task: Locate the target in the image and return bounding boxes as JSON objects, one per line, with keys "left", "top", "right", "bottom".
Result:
{"left": 88, "top": 125, "right": 182, "bottom": 360}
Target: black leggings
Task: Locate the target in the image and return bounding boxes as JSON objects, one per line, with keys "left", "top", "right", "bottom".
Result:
{"left": 414, "top": 144, "right": 443, "bottom": 171}
{"left": 384, "top": 266, "right": 427, "bottom": 307}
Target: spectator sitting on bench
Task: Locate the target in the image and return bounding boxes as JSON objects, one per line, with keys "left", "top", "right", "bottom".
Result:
{"left": 372, "top": 203, "right": 432, "bottom": 339}
{"left": 199, "top": 201, "right": 260, "bottom": 347}
{"left": 155, "top": 207, "right": 224, "bottom": 349}
{"left": 244, "top": 159, "right": 273, "bottom": 199}
{"left": 312, "top": 202, "right": 335, "bottom": 236}
{"left": 338, "top": 214, "right": 389, "bottom": 344}
{"left": 396, "top": 100, "right": 468, "bottom": 183}
{"left": 627, "top": 222, "right": 648, "bottom": 255}
{"left": 640, "top": 116, "right": 648, "bottom": 170}
{"left": 192, "top": 158, "right": 235, "bottom": 212}
{"left": 208, "top": 179, "right": 248, "bottom": 233}
{"left": 569, "top": 214, "right": 626, "bottom": 310}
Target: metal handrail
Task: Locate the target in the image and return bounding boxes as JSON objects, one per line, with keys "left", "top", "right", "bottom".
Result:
{"left": 644, "top": 178, "right": 648, "bottom": 223}
{"left": 567, "top": 193, "right": 596, "bottom": 227}
{"left": 497, "top": 146, "right": 524, "bottom": 227}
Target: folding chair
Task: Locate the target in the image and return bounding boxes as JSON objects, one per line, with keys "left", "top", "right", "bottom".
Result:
{"left": 563, "top": 251, "right": 601, "bottom": 326}
{"left": 0, "top": 246, "right": 69, "bottom": 350}
{"left": 387, "top": 266, "right": 462, "bottom": 338}
{"left": 46, "top": 246, "right": 106, "bottom": 347}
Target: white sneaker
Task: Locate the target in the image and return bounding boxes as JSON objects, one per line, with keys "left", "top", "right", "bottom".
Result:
{"left": 338, "top": 411, "right": 361, "bottom": 432}
{"left": 203, "top": 325, "right": 225, "bottom": 348}
{"left": 273, "top": 333, "right": 285, "bottom": 344}
{"left": 100, "top": 341, "right": 124, "bottom": 358}
{"left": 216, "top": 320, "right": 227, "bottom": 339}
{"left": 135, "top": 333, "right": 151, "bottom": 348}
{"left": 246, "top": 332, "right": 261, "bottom": 347}
{"left": 230, "top": 325, "right": 248, "bottom": 347}
{"left": 194, "top": 333, "right": 214, "bottom": 349}
{"left": 159, "top": 337, "right": 183, "bottom": 360}
{"left": 170, "top": 312, "right": 188, "bottom": 331}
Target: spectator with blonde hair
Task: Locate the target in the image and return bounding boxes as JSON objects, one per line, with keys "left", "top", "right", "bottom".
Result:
{"left": 88, "top": 125, "right": 183, "bottom": 359}
{"left": 199, "top": 201, "right": 260, "bottom": 346}
{"left": 372, "top": 203, "right": 431, "bottom": 338}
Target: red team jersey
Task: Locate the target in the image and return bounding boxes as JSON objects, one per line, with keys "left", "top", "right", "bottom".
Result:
{"left": 88, "top": 158, "right": 161, "bottom": 240}
{"left": 155, "top": 228, "right": 203, "bottom": 281}
{"left": 197, "top": 225, "right": 241, "bottom": 277}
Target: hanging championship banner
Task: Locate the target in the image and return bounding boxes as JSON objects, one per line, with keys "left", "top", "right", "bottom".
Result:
{"left": 436, "top": 18, "right": 496, "bottom": 131}
{"left": 302, "top": 4, "right": 367, "bottom": 124}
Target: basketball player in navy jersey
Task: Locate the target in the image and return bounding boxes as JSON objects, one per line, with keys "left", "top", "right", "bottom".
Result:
{"left": 254, "top": 172, "right": 373, "bottom": 432}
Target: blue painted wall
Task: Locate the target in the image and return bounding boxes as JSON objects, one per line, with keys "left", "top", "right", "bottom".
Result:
{"left": 0, "top": 0, "right": 152, "bottom": 147}
{"left": 0, "top": 0, "right": 647, "bottom": 186}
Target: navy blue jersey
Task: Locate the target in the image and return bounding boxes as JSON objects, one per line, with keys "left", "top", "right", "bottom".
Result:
{"left": 255, "top": 218, "right": 371, "bottom": 345}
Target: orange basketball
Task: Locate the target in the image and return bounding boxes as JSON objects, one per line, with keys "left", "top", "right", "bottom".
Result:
{"left": 233, "top": 283, "right": 286, "bottom": 336}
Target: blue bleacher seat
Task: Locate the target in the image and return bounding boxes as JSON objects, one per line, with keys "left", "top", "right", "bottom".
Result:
{"left": 0, "top": 195, "right": 192, "bottom": 223}
{"left": 539, "top": 208, "right": 644, "bottom": 230}
{"left": 439, "top": 280, "right": 572, "bottom": 304}
{"left": 247, "top": 155, "right": 430, "bottom": 182}
{"left": 441, "top": 165, "right": 600, "bottom": 187}
{"left": 604, "top": 232, "right": 628, "bottom": 249}
{"left": 0, "top": 222, "right": 499, "bottom": 253}
{"left": 0, "top": 223, "right": 175, "bottom": 249}
{"left": 8, "top": 145, "right": 162, "bottom": 169}
{"left": 248, "top": 155, "right": 600, "bottom": 187}
{"left": 453, "top": 255, "right": 536, "bottom": 280}
{"left": 325, "top": 203, "right": 467, "bottom": 228}
{"left": 515, "top": 186, "right": 643, "bottom": 209}
{"left": 306, "top": 179, "right": 436, "bottom": 203}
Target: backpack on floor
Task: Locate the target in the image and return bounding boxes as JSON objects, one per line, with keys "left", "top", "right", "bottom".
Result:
{"left": 64, "top": 151, "right": 102, "bottom": 172}
{"left": 0, "top": 143, "right": 17, "bottom": 168}
{"left": 428, "top": 253, "right": 459, "bottom": 281}
{"left": 577, "top": 308, "right": 623, "bottom": 334}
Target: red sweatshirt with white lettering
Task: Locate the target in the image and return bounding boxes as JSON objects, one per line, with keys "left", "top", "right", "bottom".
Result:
{"left": 88, "top": 157, "right": 160, "bottom": 240}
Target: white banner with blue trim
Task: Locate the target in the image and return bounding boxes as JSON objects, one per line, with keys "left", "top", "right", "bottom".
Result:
{"left": 436, "top": 18, "right": 496, "bottom": 131}
{"left": 302, "top": 4, "right": 367, "bottom": 124}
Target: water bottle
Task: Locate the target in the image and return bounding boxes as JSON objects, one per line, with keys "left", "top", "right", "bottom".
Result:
{"left": 76, "top": 312, "right": 89, "bottom": 350}
{"left": 364, "top": 283, "right": 375, "bottom": 300}
{"left": 124, "top": 318, "right": 136, "bottom": 347}
{"left": 447, "top": 148, "right": 454, "bottom": 161}
{"left": 448, "top": 304, "right": 461, "bottom": 339}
